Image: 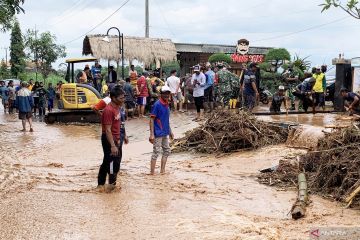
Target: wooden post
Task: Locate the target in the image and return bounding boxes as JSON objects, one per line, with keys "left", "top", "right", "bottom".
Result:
{"left": 291, "top": 173, "right": 309, "bottom": 220}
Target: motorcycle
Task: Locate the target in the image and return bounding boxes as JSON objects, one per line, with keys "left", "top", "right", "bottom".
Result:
{"left": 259, "top": 88, "right": 272, "bottom": 104}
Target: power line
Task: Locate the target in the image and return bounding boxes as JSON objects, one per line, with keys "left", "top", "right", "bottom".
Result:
{"left": 153, "top": 0, "right": 176, "bottom": 38}
{"left": 62, "top": 0, "right": 132, "bottom": 46}
{"left": 252, "top": 16, "right": 350, "bottom": 43}
{"left": 39, "top": 0, "right": 86, "bottom": 28}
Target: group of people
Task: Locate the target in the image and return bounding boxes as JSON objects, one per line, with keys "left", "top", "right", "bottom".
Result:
{"left": 0, "top": 79, "right": 60, "bottom": 117}
{"left": 76, "top": 61, "right": 118, "bottom": 93}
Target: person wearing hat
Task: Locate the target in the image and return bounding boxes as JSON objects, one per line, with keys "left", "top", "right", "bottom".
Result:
{"left": 293, "top": 77, "right": 316, "bottom": 113}
{"left": 14, "top": 81, "right": 34, "bottom": 132}
{"left": 191, "top": 65, "right": 206, "bottom": 121}
{"left": 340, "top": 88, "right": 360, "bottom": 115}
{"left": 241, "top": 63, "right": 259, "bottom": 112}
{"left": 149, "top": 85, "right": 174, "bottom": 175}
{"left": 270, "top": 85, "right": 288, "bottom": 113}
{"left": 312, "top": 65, "right": 326, "bottom": 110}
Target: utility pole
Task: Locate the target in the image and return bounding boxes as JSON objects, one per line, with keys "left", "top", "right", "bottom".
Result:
{"left": 145, "top": 0, "right": 149, "bottom": 38}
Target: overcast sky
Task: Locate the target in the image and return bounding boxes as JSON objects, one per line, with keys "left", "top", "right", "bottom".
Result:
{"left": 0, "top": 0, "right": 359, "bottom": 72}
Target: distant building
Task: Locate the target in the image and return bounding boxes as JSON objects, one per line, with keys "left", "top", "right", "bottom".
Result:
{"left": 175, "top": 42, "right": 272, "bottom": 76}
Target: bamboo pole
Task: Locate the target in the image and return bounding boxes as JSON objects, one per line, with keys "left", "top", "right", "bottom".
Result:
{"left": 291, "top": 173, "right": 309, "bottom": 220}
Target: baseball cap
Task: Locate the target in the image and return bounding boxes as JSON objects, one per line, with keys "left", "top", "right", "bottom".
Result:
{"left": 193, "top": 65, "right": 200, "bottom": 72}
{"left": 161, "top": 85, "right": 171, "bottom": 93}
{"left": 315, "top": 65, "right": 321, "bottom": 70}
{"left": 278, "top": 85, "right": 285, "bottom": 90}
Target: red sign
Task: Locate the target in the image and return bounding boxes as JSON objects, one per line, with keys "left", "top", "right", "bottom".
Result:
{"left": 231, "top": 54, "right": 264, "bottom": 63}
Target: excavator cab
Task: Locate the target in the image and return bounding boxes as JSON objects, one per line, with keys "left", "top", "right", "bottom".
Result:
{"left": 45, "top": 57, "right": 103, "bottom": 124}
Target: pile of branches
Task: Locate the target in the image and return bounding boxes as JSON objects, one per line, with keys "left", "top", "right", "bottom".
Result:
{"left": 259, "top": 126, "right": 360, "bottom": 207}
{"left": 258, "top": 159, "right": 300, "bottom": 189}
{"left": 172, "top": 110, "right": 289, "bottom": 153}
{"left": 301, "top": 126, "right": 360, "bottom": 206}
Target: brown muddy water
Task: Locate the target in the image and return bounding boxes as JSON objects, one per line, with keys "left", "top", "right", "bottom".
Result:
{"left": 0, "top": 108, "right": 359, "bottom": 240}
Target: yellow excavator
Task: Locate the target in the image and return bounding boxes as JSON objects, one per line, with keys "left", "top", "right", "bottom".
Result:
{"left": 45, "top": 57, "right": 102, "bottom": 124}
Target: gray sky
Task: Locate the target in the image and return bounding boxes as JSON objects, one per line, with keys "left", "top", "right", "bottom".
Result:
{"left": 0, "top": 0, "right": 359, "bottom": 71}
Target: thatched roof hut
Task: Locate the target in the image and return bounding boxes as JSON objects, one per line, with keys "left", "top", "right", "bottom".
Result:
{"left": 82, "top": 35, "right": 177, "bottom": 65}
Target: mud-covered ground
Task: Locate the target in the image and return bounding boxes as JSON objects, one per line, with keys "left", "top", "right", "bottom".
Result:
{"left": 1, "top": 107, "right": 359, "bottom": 240}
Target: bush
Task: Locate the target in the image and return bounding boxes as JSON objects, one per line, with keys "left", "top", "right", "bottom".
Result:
{"left": 208, "top": 53, "right": 232, "bottom": 64}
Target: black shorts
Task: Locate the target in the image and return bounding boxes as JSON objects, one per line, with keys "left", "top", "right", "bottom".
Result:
{"left": 204, "top": 86, "right": 214, "bottom": 102}
{"left": 125, "top": 101, "right": 135, "bottom": 109}
{"left": 19, "top": 111, "right": 32, "bottom": 120}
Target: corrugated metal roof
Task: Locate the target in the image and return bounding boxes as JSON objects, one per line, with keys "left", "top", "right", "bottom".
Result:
{"left": 175, "top": 43, "right": 271, "bottom": 55}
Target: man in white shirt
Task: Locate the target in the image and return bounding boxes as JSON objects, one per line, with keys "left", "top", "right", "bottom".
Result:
{"left": 191, "top": 65, "right": 206, "bottom": 121}
{"left": 166, "top": 69, "right": 184, "bottom": 112}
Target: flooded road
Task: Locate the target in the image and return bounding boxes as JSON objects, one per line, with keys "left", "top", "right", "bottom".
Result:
{"left": 1, "top": 108, "right": 359, "bottom": 240}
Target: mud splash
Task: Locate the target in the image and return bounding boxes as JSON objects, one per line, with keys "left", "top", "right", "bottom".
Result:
{"left": 0, "top": 109, "right": 359, "bottom": 239}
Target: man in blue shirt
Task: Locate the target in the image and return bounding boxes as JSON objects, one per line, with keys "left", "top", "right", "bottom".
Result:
{"left": 340, "top": 88, "right": 360, "bottom": 115}
{"left": 91, "top": 61, "right": 102, "bottom": 91}
{"left": 149, "top": 85, "right": 174, "bottom": 175}
{"left": 204, "top": 66, "right": 215, "bottom": 112}
{"left": 241, "top": 63, "right": 259, "bottom": 112}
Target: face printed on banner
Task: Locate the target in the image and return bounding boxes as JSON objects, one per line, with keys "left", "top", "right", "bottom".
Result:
{"left": 236, "top": 39, "right": 250, "bottom": 55}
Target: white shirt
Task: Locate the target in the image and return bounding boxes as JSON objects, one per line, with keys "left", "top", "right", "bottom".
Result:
{"left": 166, "top": 75, "right": 181, "bottom": 94}
{"left": 191, "top": 72, "right": 206, "bottom": 97}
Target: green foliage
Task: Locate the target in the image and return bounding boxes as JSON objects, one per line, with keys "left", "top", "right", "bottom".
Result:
{"left": 10, "top": 19, "right": 25, "bottom": 77}
{"left": 208, "top": 53, "right": 232, "bottom": 64}
{"left": 0, "top": 0, "right": 25, "bottom": 32}
{"left": 258, "top": 62, "right": 272, "bottom": 72}
{"left": 265, "top": 48, "right": 291, "bottom": 63}
{"left": 260, "top": 70, "right": 284, "bottom": 94}
{"left": 161, "top": 61, "right": 180, "bottom": 76}
{"left": 320, "top": 0, "right": 360, "bottom": 19}
{"left": 0, "top": 59, "right": 10, "bottom": 79}
{"left": 292, "top": 54, "right": 311, "bottom": 72}
{"left": 25, "top": 30, "right": 66, "bottom": 80}
{"left": 18, "top": 72, "right": 64, "bottom": 85}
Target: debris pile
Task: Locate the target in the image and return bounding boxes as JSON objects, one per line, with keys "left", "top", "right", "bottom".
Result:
{"left": 302, "top": 126, "right": 360, "bottom": 207}
{"left": 258, "top": 159, "right": 300, "bottom": 189}
{"left": 172, "top": 110, "right": 289, "bottom": 153}
{"left": 259, "top": 126, "right": 360, "bottom": 207}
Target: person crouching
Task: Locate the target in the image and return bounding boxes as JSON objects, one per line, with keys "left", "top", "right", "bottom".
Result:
{"left": 270, "top": 85, "right": 288, "bottom": 113}
{"left": 97, "top": 87, "right": 125, "bottom": 192}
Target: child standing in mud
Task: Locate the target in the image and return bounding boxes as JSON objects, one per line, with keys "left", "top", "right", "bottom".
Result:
{"left": 97, "top": 86, "right": 126, "bottom": 191}
{"left": 149, "top": 86, "right": 174, "bottom": 175}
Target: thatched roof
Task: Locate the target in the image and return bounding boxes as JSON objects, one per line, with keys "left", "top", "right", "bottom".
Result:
{"left": 83, "top": 35, "right": 177, "bottom": 65}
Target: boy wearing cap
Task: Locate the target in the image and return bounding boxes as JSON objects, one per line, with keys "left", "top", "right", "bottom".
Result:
{"left": 149, "top": 85, "right": 174, "bottom": 175}
{"left": 270, "top": 86, "right": 287, "bottom": 113}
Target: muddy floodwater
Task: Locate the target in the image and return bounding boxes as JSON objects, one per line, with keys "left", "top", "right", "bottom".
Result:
{"left": 1, "top": 108, "right": 360, "bottom": 240}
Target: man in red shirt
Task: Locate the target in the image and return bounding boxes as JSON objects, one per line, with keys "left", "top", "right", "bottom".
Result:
{"left": 97, "top": 86, "right": 125, "bottom": 192}
{"left": 136, "top": 72, "right": 149, "bottom": 117}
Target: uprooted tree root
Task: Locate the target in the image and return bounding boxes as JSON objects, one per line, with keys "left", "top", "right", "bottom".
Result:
{"left": 172, "top": 110, "right": 289, "bottom": 154}
{"left": 259, "top": 126, "right": 360, "bottom": 207}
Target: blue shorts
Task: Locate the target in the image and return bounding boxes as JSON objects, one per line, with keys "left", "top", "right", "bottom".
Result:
{"left": 137, "top": 97, "right": 147, "bottom": 106}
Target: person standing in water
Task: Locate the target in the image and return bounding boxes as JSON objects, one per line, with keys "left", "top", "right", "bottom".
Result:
{"left": 149, "top": 86, "right": 174, "bottom": 175}
{"left": 97, "top": 86, "right": 126, "bottom": 191}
